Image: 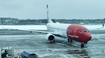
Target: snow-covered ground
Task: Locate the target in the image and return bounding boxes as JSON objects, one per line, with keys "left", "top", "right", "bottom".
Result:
{"left": 0, "top": 25, "right": 105, "bottom": 58}
{"left": 0, "top": 25, "right": 47, "bottom": 30}
{"left": 86, "top": 34, "right": 105, "bottom": 58}
{"left": 0, "top": 33, "right": 105, "bottom": 58}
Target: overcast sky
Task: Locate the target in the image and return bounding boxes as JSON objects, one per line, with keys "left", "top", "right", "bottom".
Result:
{"left": 0, "top": 0, "right": 105, "bottom": 19}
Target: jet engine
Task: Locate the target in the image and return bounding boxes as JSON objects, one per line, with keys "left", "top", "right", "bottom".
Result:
{"left": 46, "top": 33, "right": 55, "bottom": 42}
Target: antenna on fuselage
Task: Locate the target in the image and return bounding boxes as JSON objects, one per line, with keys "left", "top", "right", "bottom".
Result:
{"left": 46, "top": 4, "right": 53, "bottom": 23}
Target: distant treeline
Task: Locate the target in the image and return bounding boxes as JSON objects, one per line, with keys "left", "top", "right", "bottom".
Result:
{"left": 0, "top": 17, "right": 105, "bottom": 25}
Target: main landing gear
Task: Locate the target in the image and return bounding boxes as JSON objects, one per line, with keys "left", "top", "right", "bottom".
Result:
{"left": 68, "top": 39, "right": 72, "bottom": 43}
{"left": 81, "top": 42, "right": 84, "bottom": 48}
{"left": 68, "top": 39, "right": 85, "bottom": 48}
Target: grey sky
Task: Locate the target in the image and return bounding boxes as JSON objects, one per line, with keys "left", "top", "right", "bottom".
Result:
{"left": 0, "top": 0, "right": 105, "bottom": 19}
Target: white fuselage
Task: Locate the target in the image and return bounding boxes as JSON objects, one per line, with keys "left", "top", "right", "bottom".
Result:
{"left": 47, "top": 23, "right": 71, "bottom": 37}
{"left": 47, "top": 23, "right": 105, "bottom": 34}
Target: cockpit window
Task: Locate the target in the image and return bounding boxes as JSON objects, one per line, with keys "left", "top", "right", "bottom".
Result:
{"left": 84, "top": 30, "right": 87, "bottom": 32}
{"left": 86, "top": 30, "right": 90, "bottom": 32}
{"left": 80, "top": 30, "right": 89, "bottom": 33}
{"left": 80, "top": 30, "right": 84, "bottom": 32}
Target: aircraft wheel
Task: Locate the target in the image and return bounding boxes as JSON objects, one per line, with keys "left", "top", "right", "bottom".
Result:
{"left": 84, "top": 42, "right": 87, "bottom": 44}
{"left": 70, "top": 39, "right": 72, "bottom": 42}
{"left": 81, "top": 43, "right": 84, "bottom": 48}
{"left": 68, "top": 39, "right": 70, "bottom": 42}
{"left": 68, "top": 39, "right": 72, "bottom": 43}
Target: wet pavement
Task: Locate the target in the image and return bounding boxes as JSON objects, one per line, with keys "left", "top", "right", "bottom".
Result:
{"left": 0, "top": 31, "right": 105, "bottom": 58}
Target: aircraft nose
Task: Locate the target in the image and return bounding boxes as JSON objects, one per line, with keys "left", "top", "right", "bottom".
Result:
{"left": 86, "top": 33, "right": 92, "bottom": 40}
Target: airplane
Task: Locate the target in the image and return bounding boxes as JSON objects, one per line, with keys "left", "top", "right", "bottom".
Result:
{"left": 43, "top": 4, "right": 92, "bottom": 48}
{"left": 0, "top": 5, "right": 93, "bottom": 48}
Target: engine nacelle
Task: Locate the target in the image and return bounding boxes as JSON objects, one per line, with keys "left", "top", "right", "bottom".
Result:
{"left": 46, "top": 33, "right": 55, "bottom": 42}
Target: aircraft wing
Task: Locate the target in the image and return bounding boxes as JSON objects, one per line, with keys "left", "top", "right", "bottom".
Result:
{"left": 82, "top": 24, "right": 105, "bottom": 34}
{"left": 33, "top": 30, "right": 67, "bottom": 38}
{"left": 0, "top": 25, "right": 65, "bottom": 38}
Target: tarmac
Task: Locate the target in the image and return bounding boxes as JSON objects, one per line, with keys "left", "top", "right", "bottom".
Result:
{"left": 0, "top": 29, "right": 105, "bottom": 58}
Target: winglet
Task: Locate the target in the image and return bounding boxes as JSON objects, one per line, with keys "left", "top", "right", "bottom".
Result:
{"left": 46, "top": 4, "right": 53, "bottom": 23}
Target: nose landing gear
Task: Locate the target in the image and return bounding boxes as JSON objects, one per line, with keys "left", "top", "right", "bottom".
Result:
{"left": 81, "top": 42, "right": 84, "bottom": 48}
{"left": 68, "top": 39, "right": 85, "bottom": 48}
